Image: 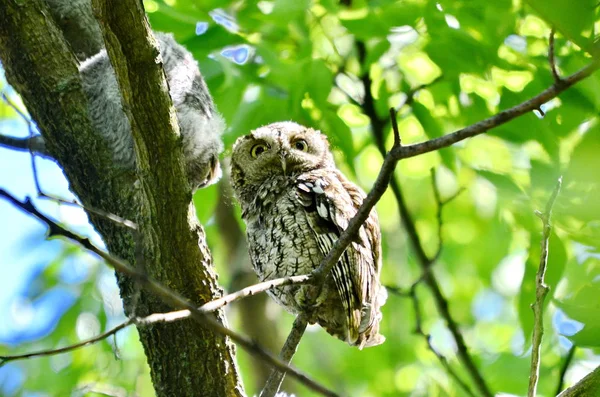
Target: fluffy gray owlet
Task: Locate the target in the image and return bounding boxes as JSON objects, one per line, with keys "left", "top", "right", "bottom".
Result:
{"left": 79, "top": 32, "right": 224, "bottom": 189}
{"left": 230, "top": 122, "right": 386, "bottom": 348}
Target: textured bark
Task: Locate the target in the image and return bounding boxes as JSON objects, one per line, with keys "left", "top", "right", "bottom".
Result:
{"left": 558, "top": 365, "right": 600, "bottom": 397}
{"left": 0, "top": 1, "right": 244, "bottom": 396}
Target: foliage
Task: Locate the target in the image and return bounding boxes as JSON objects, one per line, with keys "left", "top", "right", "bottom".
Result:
{"left": 0, "top": 0, "right": 599, "bottom": 396}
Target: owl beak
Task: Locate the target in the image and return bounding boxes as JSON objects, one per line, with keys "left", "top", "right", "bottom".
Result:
{"left": 279, "top": 151, "right": 287, "bottom": 175}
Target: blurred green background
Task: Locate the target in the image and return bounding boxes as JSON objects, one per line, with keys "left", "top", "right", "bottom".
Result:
{"left": 0, "top": 0, "right": 599, "bottom": 396}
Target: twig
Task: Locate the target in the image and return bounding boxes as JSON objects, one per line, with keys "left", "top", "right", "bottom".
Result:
{"left": 555, "top": 345, "right": 576, "bottom": 395}
{"left": 0, "top": 320, "right": 133, "bottom": 366}
{"left": 389, "top": 63, "right": 597, "bottom": 161}
{"left": 0, "top": 274, "right": 312, "bottom": 367}
{"left": 0, "top": 133, "right": 49, "bottom": 158}
{"left": 549, "top": 28, "right": 562, "bottom": 84}
{"left": 261, "top": 314, "right": 310, "bottom": 397}
{"left": 528, "top": 176, "right": 563, "bottom": 397}
{"left": 0, "top": 189, "right": 339, "bottom": 397}
{"left": 390, "top": 107, "right": 401, "bottom": 147}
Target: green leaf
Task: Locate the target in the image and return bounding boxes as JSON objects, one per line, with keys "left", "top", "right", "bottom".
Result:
{"left": 555, "top": 262, "right": 600, "bottom": 347}
{"left": 193, "top": 183, "right": 219, "bottom": 225}
{"left": 526, "top": 0, "right": 595, "bottom": 53}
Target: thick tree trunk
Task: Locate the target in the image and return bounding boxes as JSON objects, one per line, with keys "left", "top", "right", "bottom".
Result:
{"left": 0, "top": 1, "right": 245, "bottom": 396}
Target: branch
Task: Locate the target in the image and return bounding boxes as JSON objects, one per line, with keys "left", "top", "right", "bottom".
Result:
{"left": 0, "top": 274, "right": 311, "bottom": 366}
{"left": 0, "top": 188, "right": 339, "bottom": 397}
{"left": 549, "top": 28, "right": 562, "bottom": 84}
{"left": 558, "top": 365, "right": 600, "bottom": 397}
{"left": 390, "top": 63, "right": 597, "bottom": 161}
{"left": 0, "top": 133, "right": 50, "bottom": 158}
{"left": 360, "top": 46, "right": 492, "bottom": 396}
{"left": 0, "top": 320, "right": 133, "bottom": 366}
{"left": 528, "top": 177, "right": 563, "bottom": 397}
{"left": 260, "top": 314, "right": 310, "bottom": 397}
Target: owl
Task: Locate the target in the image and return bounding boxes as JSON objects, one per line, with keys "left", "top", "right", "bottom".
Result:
{"left": 230, "top": 122, "right": 386, "bottom": 349}
{"left": 79, "top": 32, "right": 224, "bottom": 189}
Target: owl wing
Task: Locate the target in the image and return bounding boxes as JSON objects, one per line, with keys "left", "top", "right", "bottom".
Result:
{"left": 296, "top": 169, "right": 383, "bottom": 347}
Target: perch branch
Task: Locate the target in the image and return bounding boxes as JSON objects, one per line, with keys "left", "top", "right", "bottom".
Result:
{"left": 557, "top": 365, "right": 600, "bottom": 397}
{"left": 0, "top": 188, "right": 338, "bottom": 397}
{"left": 528, "top": 177, "right": 563, "bottom": 397}
{"left": 261, "top": 314, "right": 310, "bottom": 397}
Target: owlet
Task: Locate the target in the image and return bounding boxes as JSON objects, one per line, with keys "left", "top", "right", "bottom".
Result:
{"left": 79, "top": 32, "right": 224, "bottom": 189}
{"left": 231, "top": 122, "right": 386, "bottom": 348}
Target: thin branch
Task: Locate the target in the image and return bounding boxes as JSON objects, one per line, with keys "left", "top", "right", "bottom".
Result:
{"left": 0, "top": 319, "right": 133, "bottom": 366}
{"left": 389, "top": 63, "right": 597, "bottom": 161}
{"left": 0, "top": 189, "right": 339, "bottom": 397}
{"left": 261, "top": 314, "right": 310, "bottom": 397}
{"left": 528, "top": 176, "right": 563, "bottom": 397}
{"left": 390, "top": 107, "right": 401, "bottom": 147}
{"left": 0, "top": 133, "right": 49, "bottom": 158}
{"left": 549, "top": 28, "right": 562, "bottom": 84}
{"left": 0, "top": 274, "right": 312, "bottom": 367}
{"left": 555, "top": 345, "right": 576, "bottom": 396}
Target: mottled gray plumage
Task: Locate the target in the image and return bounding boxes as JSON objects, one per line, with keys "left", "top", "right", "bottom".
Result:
{"left": 231, "top": 122, "right": 386, "bottom": 348}
{"left": 79, "top": 33, "right": 224, "bottom": 189}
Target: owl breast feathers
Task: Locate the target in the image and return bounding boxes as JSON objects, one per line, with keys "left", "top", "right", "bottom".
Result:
{"left": 230, "top": 122, "right": 386, "bottom": 349}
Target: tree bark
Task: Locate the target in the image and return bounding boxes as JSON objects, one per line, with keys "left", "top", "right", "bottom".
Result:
{"left": 0, "top": 1, "right": 245, "bottom": 396}
{"left": 558, "top": 365, "right": 600, "bottom": 397}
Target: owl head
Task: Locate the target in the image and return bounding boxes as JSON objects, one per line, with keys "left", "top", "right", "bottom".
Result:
{"left": 230, "top": 122, "right": 335, "bottom": 190}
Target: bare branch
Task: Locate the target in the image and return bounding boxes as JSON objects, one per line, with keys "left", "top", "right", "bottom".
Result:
{"left": 556, "top": 346, "right": 576, "bottom": 396}
{"left": 0, "top": 274, "right": 312, "bottom": 366}
{"left": 0, "top": 319, "right": 133, "bottom": 366}
{"left": 0, "top": 189, "right": 339, "bottom": 397}
{"left": 391, "top": 63, "right": 597, "bottom": 161}
{"left": 558, "top": 365, "right": 600, "bottom": 397}
{"left": 389, "top": 107, "right": 401, "bottom": 147}
{"left": 0, "top": 133, "right": 49, "bottom": 158}
{"left": 528, "top": 176, "right": 563, "bottom": 397}
{"left": 549, "top": 28, "right": 562, "bottom": 84}
{"left": 261, "top": 314, "right": 310, "bottom": 397}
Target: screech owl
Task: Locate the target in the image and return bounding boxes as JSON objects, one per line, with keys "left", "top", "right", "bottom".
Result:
{"left": 79, "top": 32, "right": 224, "bottom": 189}
{"left": 230, "top": 122, "right": 386, "bottom": 349}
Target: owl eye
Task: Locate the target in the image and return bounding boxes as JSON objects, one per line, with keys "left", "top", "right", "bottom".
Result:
{"left": 250, "top": 143, "right": 268, "bottom": 158}
{"left": 293, "top": 139, "right": 308, "bottom": 152}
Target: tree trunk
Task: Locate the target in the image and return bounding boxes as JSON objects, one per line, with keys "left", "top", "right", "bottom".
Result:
{"left": 0, "top": 1, "right": 245, "bottom": 396}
